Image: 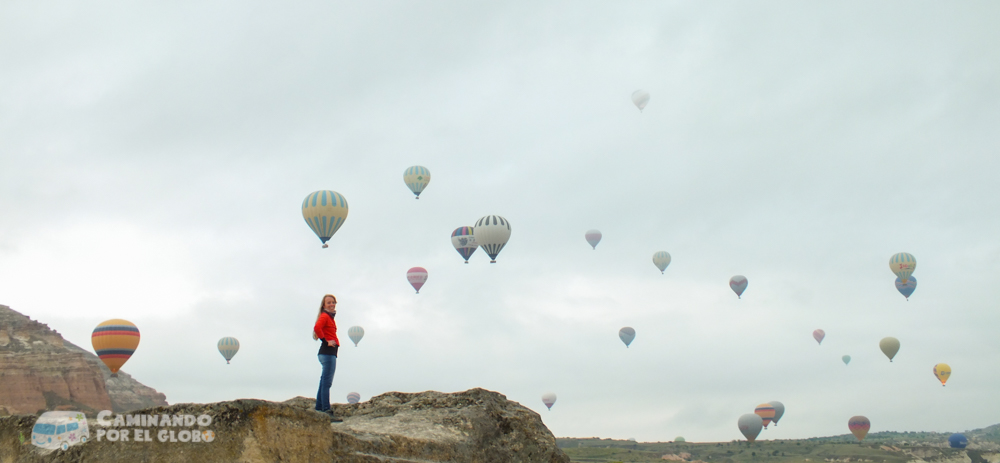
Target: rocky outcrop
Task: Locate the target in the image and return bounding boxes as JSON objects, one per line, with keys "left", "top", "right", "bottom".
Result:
{"left": 0, "top": 304, "right": 167, "bottom": 415}
{"left": 0, "top": 388, "right": 570, "bottom": 463}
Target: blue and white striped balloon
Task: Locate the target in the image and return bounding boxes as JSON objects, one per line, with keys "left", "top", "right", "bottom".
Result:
{"left": 403, "top": 166, "right": 431, "bottom": 199}
{"left": 348, "top": 326, "right": 365, "bottom": 347}
{"left": 889, "top": 253, "right": 916, "bottom": 283}
{"left": 301, "top": 190, "right": 349, "bottom": 248}
{"left": 217, "top": 337, "right": 240, "bottom": 364}
{"left": 652, "top": 251, "right": 671, "bottom": 274}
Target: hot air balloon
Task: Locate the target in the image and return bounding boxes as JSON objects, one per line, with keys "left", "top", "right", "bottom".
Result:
{"left": 347, "top": 392, "right": 361, "bottom": 404}
{"left": 880, "top": 337, "right": 900, "bottom": 362}
{"left": 302, "top": 190, "right": 349, "bottom": 248}
{"left": 895, "top": 277, "right": 917, "bottom": 301}
{"left": 403, "top": 166, "right": 431, "bottom": 199}
{"left": 738, "top": 414, "right": 763, "bottom": 442}
{"left": 949, "top": 433, "right": 968, "bottom": 449}
{"left": 474, "top": 215, "right": 511, "bottom": 263}
{"left": 754, "top": 403, "right": 776, "bottom": 429}
{"left": 632, "top": 90, "right": 650, "bottom": 112}
{"left": 217, "top": 337, "right": 239, "bottom": 364}
{"left": 585, "top": 230, "right": 602, "bottom": 250}
{"left": 768, "top": 401, "right": 785, "bottom": 426}
{"left": 933, "top": 363, "right": 951, "bottom": 386}
{"left": 541, "top": 393, "right": 557, "bottom": 411}
{"left": 674, "top": 437, "right": 686, "bottom": 443}
{"left": 619, "top": 327, "right": 635, "bottom": 348}
{"left": 652, "top": 251, "right": 671, "bottom": 274}
{"left": 348, "top": 326, "right": 365, "bottom": 347}
{"left": 813, "top": 329, "right": 825, "bottom": 345}
{"left": 843, "top": 355, "right": 851, "bottom": 365}
{"left": 451, "top": 227, "right": 478, "bottom": 263}
{"left": 407, "top": 267, "right": 428, "bottom": 294}
{"left": 889, "top": 252, "right": 916, "bottom": 283}
{"left": 91, "top": 319, "right": 140, "bottom": 377}
{"left": 730, "top": 276, "right": 748, "bottom": 299}
{"left": 848, "top": 416, "right": 870, "bottom": 441}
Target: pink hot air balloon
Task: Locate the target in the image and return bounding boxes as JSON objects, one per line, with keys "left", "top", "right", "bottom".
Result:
{"left": 407, "top": 267, "right": 428, "bottom": 294}
{"left": 813, "top": 329, "right": 825, "bottom": 345}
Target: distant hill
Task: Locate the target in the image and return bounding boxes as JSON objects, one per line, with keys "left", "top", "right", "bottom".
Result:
{"left": 0, "top": 304, "right": 167, "bottom": 415}
{"left": 557, "top": 424, "right": 1000, "bottom": 463}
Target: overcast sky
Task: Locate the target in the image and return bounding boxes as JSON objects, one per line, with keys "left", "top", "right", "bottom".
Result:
{"left": 2, "top": 1, "right": 999, "bottom": 443}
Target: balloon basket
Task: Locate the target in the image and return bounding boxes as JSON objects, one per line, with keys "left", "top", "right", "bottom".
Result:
{"left": 322, "top": 244, "right": 329, "bottom": 248}
{"left": 490, "top": 260, "right": 496, "bottom": 264}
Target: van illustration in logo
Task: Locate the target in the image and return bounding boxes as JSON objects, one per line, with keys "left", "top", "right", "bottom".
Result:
{"left": 32, "top": 411, "right": 90, "bottom": 451}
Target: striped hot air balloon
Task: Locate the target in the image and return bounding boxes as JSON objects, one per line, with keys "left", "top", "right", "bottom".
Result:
{"left": 619, "top": 327, "right": 635, "bottom": 348}
{"left": 91, "top": 319, "right": 140, "bottom": 377}
{"left": 755, "top": 403, "right": 776, "bottom": 428}
{"left": 348, "top": 326, "right": 365, "bottom": 347}
{"left": 403, "top": 166, "right": 431, "bottom": 199}
{"left": 451, "top": 227, "right": 478, "bottom": 263}
{"left": 585, "top": 230, "right": 602, "bottom": 250}
{"left": 301, "top": 190, "right": 349, "bottom": 248}
{"left": 652, "top": 251, "right": 671, "bottom": 274}
{"left": 217, "top": 337, "right": 240, "bottom": 364}
{"left": 849, "top": 416, "right": 870, "bottom": 441}
{"left": 730, "top": 275, "right": 748, "bottom": 298}
{"left": 407, "top": 267, "right": 428, "bottom": 293}
{"left": 347, "top": 392, "right": 361, "bottom": 404}
{"left": 889, "top": 252, "right": 916, "bottom": 283}
{"left": 474, "top": 215, "right": 511, "bottom": 263}
{"left": 541, "top": 392, "right": 557, "bottom": 411}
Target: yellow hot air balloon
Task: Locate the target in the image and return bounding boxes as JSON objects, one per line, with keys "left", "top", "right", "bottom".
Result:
{"left": 301, "top": 190, "right": 349, "bottom": 248}
{"left": 933, "top": 363, "right": 951, "bottom": 386}
{"left": 91, "top": 319, "right": 140, "bottom": 377}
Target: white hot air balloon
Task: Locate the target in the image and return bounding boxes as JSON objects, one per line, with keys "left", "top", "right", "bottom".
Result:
{"left": 632, "top": 90, "right": 650, "bottom": 112}
{"left": 738, "top": 413, "right": 764, "bottom": 442}
{"left": 652, "top": 251, "right": 671, "bottom": 274}
{"left": 585, "top": 230, "right": 602, "bottom": 250}
{"left": 541, "top": 392, "right": 557, "bottom": 411}
{"left": 348, "top": 326, "right": 365, "bottom": 347}
{"left": 474, "top": 215, "right": 511, "bottom": 263}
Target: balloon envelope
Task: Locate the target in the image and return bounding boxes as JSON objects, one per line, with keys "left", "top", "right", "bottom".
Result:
{"left": 895, "top": 277, "right": 917, "bottom": 300}
{"left": 475, "top": 215, "right": 511, "bottom": 263}
{"left": 755, "top": 403, "right": 776, "bottom": 428}
{"left": 730, "top": 276, "right": 748, "bottom": 298}
{"left": 91, "top": 319, "right": 140, "bottom": 376}
{"left": 451, "top": 227, "right": 478, "bottom": 263}
{"left": 843, "top": 355, "right": 851, "bottom": 365}
{"left": 403, "top": 166, "right": 431, "bottom": 198}
{"left": 348, "top": 326, "right": 365, "bottom": 347}
{"left": 738, "top": 414, "right": 763, "bottom": 442}
{"left": 407, "top": 267, "right": 428, "bottom": 293}
{"left": 585, "top": 230, "right": 602, "bottom": 250}
{"left": 674, "top": 437, "right": 686, "bottom": 443}
{"left": 347, "top": 392, "right": 361, "bottom": 404}
{"left": 541, "top": 393, "right": 557, "bottom": 410}
{"left": 302, "top": 190, "right": 349, "bottom": 248}
{"left": 619, "top": 327, "right": 635, "bottom": 347}
{"left": 933, "top": 363, "right": 951, "bottom": 386}
{"left": 652, "top": 251, "right": 671, "bottom": 273}
{"left": 217, "top": 337, "right": 239, "bottom": 364}
{"left": 632, "top": 90, "right": 650, "bottom": 111}
{"left": 849, "top": 416, "right": 870, "bottom": 441}
{"left": 880, "top": 337, "right": 900, "bottom": 362}
{"left": 813, "top": 329, "right": 825, "bottom": 345}
{"left": 889, "top": 252, "right": 917, "bottom": 283}
{"left": 768, "top": 401, "right": 785, "bottom": 426}
{"left": 949, "top": 433, "right": 968, "bottom": 449}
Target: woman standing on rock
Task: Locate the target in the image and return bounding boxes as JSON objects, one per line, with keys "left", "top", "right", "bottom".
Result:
{"left": 312, "top": 294, "right": 342, "bottom": 422}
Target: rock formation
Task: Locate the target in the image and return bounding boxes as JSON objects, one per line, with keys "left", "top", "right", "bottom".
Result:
{"left": 0, "top": 304, "right": 167, "bottom": 415}
{"left": 0, "top": 388, "right": 570, "bottom": 463}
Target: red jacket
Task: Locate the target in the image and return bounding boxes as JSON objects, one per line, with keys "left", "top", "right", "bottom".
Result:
{"left": 313, "top": 311, "right": 339, "bottom": 346}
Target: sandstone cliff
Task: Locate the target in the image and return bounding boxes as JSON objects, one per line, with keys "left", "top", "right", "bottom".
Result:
{"left": 0, "top": 304, "right": 167, "bottom": 415}
{"left": 0, "top": 388, "right": 570, "bottom": 463}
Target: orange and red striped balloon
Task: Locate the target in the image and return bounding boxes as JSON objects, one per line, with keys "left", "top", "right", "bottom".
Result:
{"left": 91, "top": 319, "right": 140, "bottom": 377}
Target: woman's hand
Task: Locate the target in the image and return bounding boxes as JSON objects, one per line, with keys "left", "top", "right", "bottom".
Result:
{"left": 312, "top": 332, "right": 318, "bottom": 341}
{"left": 327, "top": 339, "right": 337, "bottom": 347}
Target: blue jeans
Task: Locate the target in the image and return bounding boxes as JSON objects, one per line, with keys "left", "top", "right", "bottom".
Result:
{"left": 315, "top": 354, "right": 337, "bottom": 411}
